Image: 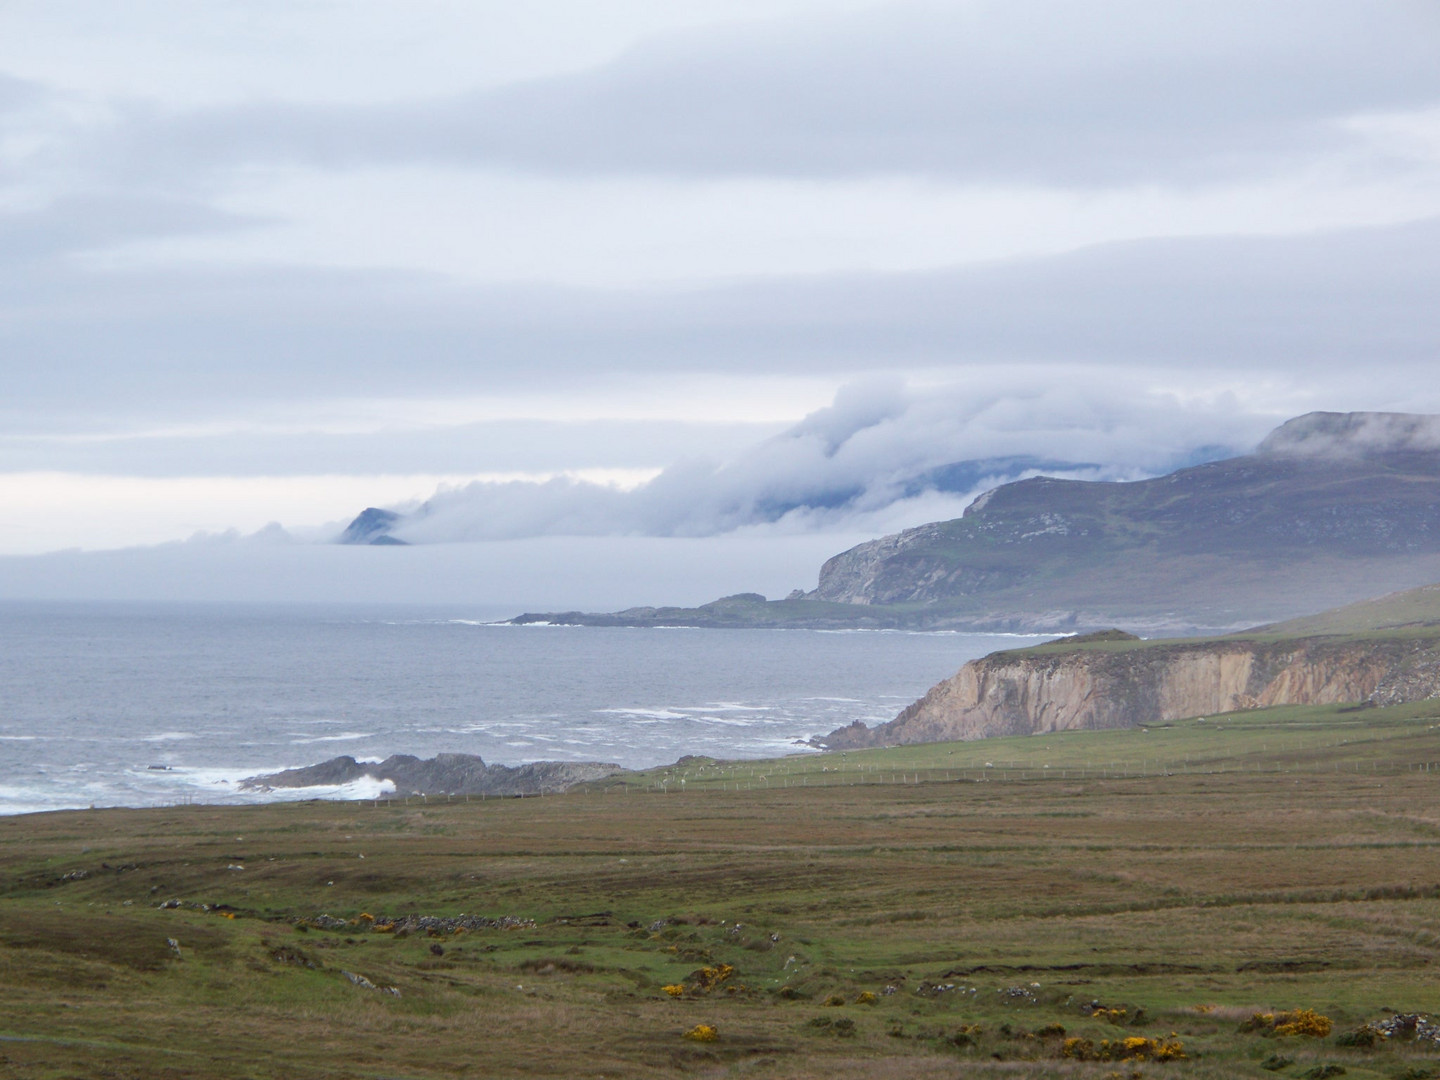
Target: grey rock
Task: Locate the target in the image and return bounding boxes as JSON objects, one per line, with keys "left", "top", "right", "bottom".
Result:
{"left": 242, "top": 751, "right": 623, "bottom": 797}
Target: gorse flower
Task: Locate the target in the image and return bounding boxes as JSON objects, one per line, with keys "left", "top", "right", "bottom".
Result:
{"left": 1062, "top": 1035, "right": 1186, "bottom": 1062}
{"left": 1242, "top": 1009, "right": 1332, "bottom": 1038}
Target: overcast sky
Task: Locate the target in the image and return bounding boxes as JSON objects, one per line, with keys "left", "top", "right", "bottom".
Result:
{"left": 1, "top": 1, "right": 1438, "bottom": 600}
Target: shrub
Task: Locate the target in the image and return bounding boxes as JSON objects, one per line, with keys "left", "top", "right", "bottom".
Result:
{"left": 1261, "top": 1054, "right": 1294, "bottom": 1072}
{"left": 1300, "top": 1066, "right": 1345, "bottom": 1080}
{"left": 1061, "top": 1035, "right": 1185, "bottom": 1062}
{"left": 1334, "top": 1025, "right": 1378, "bottom": 1048}
{"left": 951, "top": 1024, "right": 983, "bottom": 1048}
{"left": 855, "top": 991, "right": 878, "bottom": 1005}
{"left": 1242, "top": 1009, "right": 1332, "bottom": 1038}
{"left": 1277, "top": 1010, "right": 1333, "bottom": 1038}
{"left": 823, "top": 994, "right": 846, "bottom": 1007}
{"left": 683, "top": 1024, "right": 718, "bottom": 1042}
{"left": 662, "top": 984, "right": 685, "bottom": 997}
{"left": 692, "top": 964, "right": 735, "bottom": 992}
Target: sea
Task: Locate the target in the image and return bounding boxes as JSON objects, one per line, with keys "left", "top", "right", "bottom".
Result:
{"left": 0, "top": 601, "right": 1045, "bottom": 815}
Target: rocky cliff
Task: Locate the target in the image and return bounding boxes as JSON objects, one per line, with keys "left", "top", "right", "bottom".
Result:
{"left": 818, "top": 629, "right": 1440, "bottom": 748}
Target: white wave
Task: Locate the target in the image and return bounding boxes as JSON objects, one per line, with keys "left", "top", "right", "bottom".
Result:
{"left": 288, "top": 731, "right": 375, "bottom": 745}
{"left": 595, "top": 708, "right": 689, "bottom": 720}
{"left": 677, "top": 702, "right": 770, "bottom": 713}
{"left": 266, "top": 776, "right": 398, "bottom": 801}
{"left": 141, "top": 731, "right": 197, "bottom": 742}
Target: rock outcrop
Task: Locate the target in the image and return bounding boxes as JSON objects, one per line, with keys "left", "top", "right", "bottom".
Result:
{"left": 818, "top": 630, "right": 1440, "bottom": 748}
{"left": 241, "top": 752, "right": 622, "bottom": 796}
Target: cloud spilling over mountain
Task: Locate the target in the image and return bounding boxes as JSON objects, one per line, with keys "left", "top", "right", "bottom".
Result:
{"left": 1258, "top": 410, "right": 1440, "bottom": 458}
{"left": 348, "top": 382, "right": 1273, "bottom": 544}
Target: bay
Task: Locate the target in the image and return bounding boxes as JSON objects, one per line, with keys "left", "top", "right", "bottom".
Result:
{"left": 0, "top": 601, "right": 1043, "bottom": 814}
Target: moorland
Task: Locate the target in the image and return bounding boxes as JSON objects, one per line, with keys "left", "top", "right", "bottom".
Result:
{"left": 5, "top": 701, "right": 1440, "bottom": 1079}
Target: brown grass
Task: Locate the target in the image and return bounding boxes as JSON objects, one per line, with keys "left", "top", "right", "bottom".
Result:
{"left": 4, "top": 711, "right": 1440, "bottom": 1077}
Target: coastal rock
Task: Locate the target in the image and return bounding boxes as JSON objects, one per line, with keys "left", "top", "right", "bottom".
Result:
{"left": 819, "top": 631, "right": 1440, "bottom": 748}
{"left": 241, "top": 752, "right": 622, "bottom": 796}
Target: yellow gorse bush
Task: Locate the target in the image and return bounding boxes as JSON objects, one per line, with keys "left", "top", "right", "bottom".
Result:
{"left": 1241, "top": 1009, "right": 1332, "bottom": 1038}
{"left": 694, "top": 964, "right": 734, "bottom": 991}
{"left": 662, "top": 984, "right": 685, "bottom": 997}
{"left": 1062, "top": 1035, "right": 1186, "bottom": 1062}
{"left": 683, "top": 1024, "right": 718, "bottom": 1042}
{"left": 1275, "top": 1009, "right": 1332, "bottom": 1038}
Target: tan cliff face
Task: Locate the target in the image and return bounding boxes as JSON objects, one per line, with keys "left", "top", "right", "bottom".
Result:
{"left": 820, "top": 634, "right": 1440, "bottom": 748}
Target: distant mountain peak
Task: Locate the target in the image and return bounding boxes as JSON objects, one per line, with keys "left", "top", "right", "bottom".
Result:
{"left": 338, "top": 507, "right": 407, "bottom": 545}
{"left": 1257, "top": 411, "right": 1440, "bottom": 458}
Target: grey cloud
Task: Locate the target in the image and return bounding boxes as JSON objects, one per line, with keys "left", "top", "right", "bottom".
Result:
{"left": 0, "top": 419, "right": 782, "bottom": 477}
{"left": 0, "top": 194, "right": 264, "bottom": 264}
{"left": 105, "top": 0, "right": 1440, "bottom": 185}
{"left": 1, "top": 216, "right": 1437, "bottom": 428}
{"left": 0, "top": 72, "right": 47, "bottom": 113}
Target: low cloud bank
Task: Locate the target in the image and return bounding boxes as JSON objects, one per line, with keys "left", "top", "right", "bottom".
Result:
{"left": 367, "top": 382, "right": 1274, "bottom": 544}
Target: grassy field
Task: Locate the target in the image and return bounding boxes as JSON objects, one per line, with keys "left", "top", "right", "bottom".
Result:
{"left": 5, "top": 704, "right": 1440, "bottom": 1079}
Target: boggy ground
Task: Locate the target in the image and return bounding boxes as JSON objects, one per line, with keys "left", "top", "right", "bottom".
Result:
{"left": 4, "top": 704, "right": 1440, "bottom": 1079}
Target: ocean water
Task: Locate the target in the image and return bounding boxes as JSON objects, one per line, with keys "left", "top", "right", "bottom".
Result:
{"left": 0, "top": 602, "right": 1044, "bottom": 814}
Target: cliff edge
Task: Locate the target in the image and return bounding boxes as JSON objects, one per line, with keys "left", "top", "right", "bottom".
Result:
{"left": 819, "top": 629, "right": 1440, "bottom": 748}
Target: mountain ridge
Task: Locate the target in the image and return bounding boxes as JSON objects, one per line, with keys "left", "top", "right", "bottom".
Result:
{"left": 508, "top": 411, "right": 1440, "bottom": 633}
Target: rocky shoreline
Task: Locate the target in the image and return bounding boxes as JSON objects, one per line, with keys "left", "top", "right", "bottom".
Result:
{"left": 241, "top": 752, "right": 624, "bottom": 798}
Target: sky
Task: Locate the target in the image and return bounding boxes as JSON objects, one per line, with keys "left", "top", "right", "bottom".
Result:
{"left": 1, "top": 1, "right": 1438, "bottom": 604}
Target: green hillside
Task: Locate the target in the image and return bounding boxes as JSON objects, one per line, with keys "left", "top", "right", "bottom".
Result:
{"left": 1258, "top": 582, "right": 1440, "bottom": 636}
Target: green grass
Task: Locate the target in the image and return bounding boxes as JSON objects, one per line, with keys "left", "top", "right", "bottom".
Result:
{"left": 6, "top": 703, "right": 1440, "bottom": 1078}
{"left": 604, "top": 701, "right": 1440, "bottom": 794}
{"left": 1261, "top": 583, "right": 1440, "bottom": 636}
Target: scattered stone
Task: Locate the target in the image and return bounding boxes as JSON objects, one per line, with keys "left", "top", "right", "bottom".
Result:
{"left": 166, "top": 938, "right": 181, "bottom": 957}
{"left": 1368, "top": 1013, "right": 1440, "bottom": 1044}
{"left": 341, "top": 970, "right": 400, "bottom": 996}
{"left": 271, "top": 946, "right": 321, "bottom": 969}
